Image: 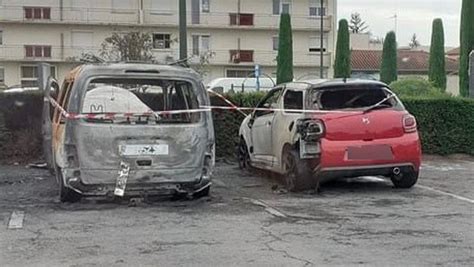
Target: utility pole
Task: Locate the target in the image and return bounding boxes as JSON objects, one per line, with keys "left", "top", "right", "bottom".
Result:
{"left": 320, "top": 0, "right": 324, "bottom": 78}
{"left": 179, "top": 0, "right": 187, "bottom": 61}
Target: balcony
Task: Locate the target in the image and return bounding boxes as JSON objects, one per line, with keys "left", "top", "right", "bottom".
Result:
{"left": 0, "top": 5, "right": 333, "bottom": 31}
{"left": 0, "top": 45, "right": 331, "bottom": 69}
{"left": 229, "top": 50, "right": 254, "bottom": 63}
{"left": 229, "top": 13, "right": 254, "bottom": 26}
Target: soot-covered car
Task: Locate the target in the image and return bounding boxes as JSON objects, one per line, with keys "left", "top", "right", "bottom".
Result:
{"left": 41, "top": 63, "right": 215, "bottom": 202}
{"left": 238, "top": 79, "right": 421, "bottom": 191}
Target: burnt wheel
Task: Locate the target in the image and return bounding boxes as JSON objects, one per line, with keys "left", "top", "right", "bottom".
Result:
{"left": 238, "top": 138, "right": 252, "bottom": 170}
{"left": 193, "top": 186, "right": 211, "bottom": 199}
{"left": 283, "top": 150, "right": 316, "bottom": 192}
{"left": 56, "top": 167, "right": 82, "bottom": 203}
{"left": 391, "top": 170, "right": 419, "bottom": 189}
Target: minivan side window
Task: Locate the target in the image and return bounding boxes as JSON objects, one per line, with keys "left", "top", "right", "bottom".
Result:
{"left": 283, "top": 90, "right": 303, "bottom": 113}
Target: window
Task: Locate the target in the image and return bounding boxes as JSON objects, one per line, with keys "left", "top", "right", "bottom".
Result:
{"left": 0, "top": 68, "right": 4, "bottom": 85}
{"left": 25, "top": 45, "right": 52, "bottom": 58}
{"left": 192, "top": 35, "right": 210, "bottom": 55}
{"left": 82, "top": 78, "right": 200, "bottom": 124}
{"left": 202, "top": 0, "right": 210, "bottom": 13}
{"left": 24, "top": 7, "right": 51, "bottom": 20}
{"left": 226, "top": 69, "right": 253, "bottom": 78}
{"left": 309, "top": 36, "right": 328, "bottom": 52}
{"left": 272, "top": 36, "right": 279, "bottom": 51}
{"left": 273, "top": 0, "right": 291, "bottom": 15}
{"left": 255, "top": 88, "right": 283, "bottom": 116}
{"left": 152, "top": 34, "right": 171, "bottom": 49}
{"left": 315, "top": 87, "right": 400, "bottom": 111}
{"left": 20, "top": 66, "right": 56, "bottom": 87}
{"left": 284, "top": 90, "right": 303, "bottom": 111}
{"left": 309, "top": 0, "right": 326, "bottom": 16}
{"left": 0, "top": 30, "right": 3, "bottom": 45}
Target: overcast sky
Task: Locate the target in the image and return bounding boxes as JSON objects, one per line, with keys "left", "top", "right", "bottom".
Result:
{"left": 338, "top": 0, "right": 462, "bottom": 48}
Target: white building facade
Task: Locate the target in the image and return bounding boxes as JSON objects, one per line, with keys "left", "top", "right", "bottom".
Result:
{"left": 0, "top": 0, "right": 337, "bottom": 87}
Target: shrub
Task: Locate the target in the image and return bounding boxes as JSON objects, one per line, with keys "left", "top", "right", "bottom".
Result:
{"left": 390, "top": 78, "right": 447, "bottom": 98}
{"left": 401, "top": 97, "right": 474, "bottom": 155}
{"left": 276, "top": 13, "right": 294, "bottom": 85}
{"left": 429, "top": 19, "right": 447, "bottom": 90}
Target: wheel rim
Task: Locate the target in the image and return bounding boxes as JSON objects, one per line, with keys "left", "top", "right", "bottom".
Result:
{"left": 284, "top": 153, "right": 297, "bottom": 191}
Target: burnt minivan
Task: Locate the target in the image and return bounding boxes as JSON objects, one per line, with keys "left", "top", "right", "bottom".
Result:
{"left": 41, "top": 63, "right": 215, "bottom": 202}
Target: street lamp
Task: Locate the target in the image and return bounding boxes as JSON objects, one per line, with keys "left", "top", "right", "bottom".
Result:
{"left": 320, "top": 0, "right": 324, "bottom": 79}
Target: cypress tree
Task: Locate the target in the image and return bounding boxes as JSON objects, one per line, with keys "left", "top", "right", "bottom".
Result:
{"left": 429, "top": 18, "right": 447, "bottom": 90}
{"left": 334, "top": 19, "right": 351, "bottom": 78}
{"left": 380, "top": 31, "right": 398, "bottom": 84}
{"left": 276, "top": 13, "right": 294, "bottom": 85}
{"left": 459, "top": 0, "right": 474, "bottom": 97}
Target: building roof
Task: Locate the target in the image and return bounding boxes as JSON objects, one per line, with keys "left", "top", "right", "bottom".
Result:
{"left": 447, "top": 47, "right": 460, "bottom": 56}
{"left": 351, "top": 50, "right": 459, "bottom": 74}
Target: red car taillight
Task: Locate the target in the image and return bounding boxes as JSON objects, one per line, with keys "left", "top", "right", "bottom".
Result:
{"left": 403, "top": 115, "right": 417, "bottom": 133}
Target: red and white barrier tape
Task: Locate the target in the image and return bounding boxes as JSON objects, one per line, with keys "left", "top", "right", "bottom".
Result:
{"left": 48, "top": 93, "right": 362, "bottom": 121}
{"left": 206, "top": 90, "right": 248, "bottom": 116}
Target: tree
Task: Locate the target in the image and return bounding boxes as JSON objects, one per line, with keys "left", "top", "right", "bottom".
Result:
{"left": 276, "top": 13, "right": 294, "bottom": 85}
{"left": 81, "top": 31, "right": 155, "bottom": 62}
{"left": 459, "top": 0, "right": 474, "bottom": 97}
{"left": 349, "top": 13, "right": 369, "bottom": 34}
{"left": 429, "top": 19, "right": 447, "bottom": 90}
{"left": 409, "top": 34, "right": 421, "bottom": 49}
{"left": 334, "top": 19, "right": 351, "bottom": 78}
{"left": 380, "top": 31, "right": 398, "bottom": 84}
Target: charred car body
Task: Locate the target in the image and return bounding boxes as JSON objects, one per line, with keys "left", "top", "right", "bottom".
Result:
{"left": 41, "top": 63, "right": 215, "bottom": 202}
{"left": 238, "top": 79, "right": 422, "bottom": 191}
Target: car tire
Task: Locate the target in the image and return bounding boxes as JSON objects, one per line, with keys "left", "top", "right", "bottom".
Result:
{"left": 391, "top": 170, "right": 419, "bottom": 189}
{"left": 237, "top": 138, "right": 252, "bottom": 170}
{"left": 193, "top": 185, "right": 210, "bottom": 199}
{"left": 56, "top": 167, "right": 82, "bottom": 203}
{"left": 283, "top": 150, "right": 316, "bottom": 192}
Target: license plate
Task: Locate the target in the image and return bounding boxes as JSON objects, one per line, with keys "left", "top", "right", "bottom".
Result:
{"left": 120, "top": 144, "right": 169, "bottom": 156}
{"left": 347, "top": 145, "right": 393, "bottom": 160}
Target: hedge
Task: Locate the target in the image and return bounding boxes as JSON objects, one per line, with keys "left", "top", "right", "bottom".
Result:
{"left": 0, "top": 91, "right": 473, "bottom": 164}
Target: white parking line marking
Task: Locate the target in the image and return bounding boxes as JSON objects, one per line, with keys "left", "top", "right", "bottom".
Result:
{"left": 8, "top": 211, "right": 25, "bottom": 230}
{"left": 417, "top": 185, "right": 474, "bottom": 204}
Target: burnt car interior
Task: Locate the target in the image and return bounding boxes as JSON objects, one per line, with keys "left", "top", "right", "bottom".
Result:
{"left": 82, "top": 78, "right": 200, "bottom": 124}
{"left": 312, "top": 86, "right": 400, "bottom": 111}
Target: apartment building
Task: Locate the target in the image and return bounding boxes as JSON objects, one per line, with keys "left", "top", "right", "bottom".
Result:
{"left": 0, "top": 0, "right": 337, "bottom": 87}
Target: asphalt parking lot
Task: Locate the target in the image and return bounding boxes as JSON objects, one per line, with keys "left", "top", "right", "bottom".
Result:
{"left": 0, "top": 155, "right": 473, "bottom": 266}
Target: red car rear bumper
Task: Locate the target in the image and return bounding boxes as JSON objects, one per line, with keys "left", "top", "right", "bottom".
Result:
{"left": 319, "top": 133, "right": 422, "bottom": 173}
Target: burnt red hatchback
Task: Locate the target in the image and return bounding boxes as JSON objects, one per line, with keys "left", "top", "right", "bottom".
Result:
{"left": 239, "top": 79, "right": 422, "bottom": 191}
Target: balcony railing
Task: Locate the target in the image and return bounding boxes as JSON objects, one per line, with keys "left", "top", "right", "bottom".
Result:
{"left": 229, "top": 13, "right": 254, "bottom": 26}
{"left": 0, "top": 45, "right": 331, "bottom": 68}
{"left": 0, "top": 5, "right": 332, "bottom": 31}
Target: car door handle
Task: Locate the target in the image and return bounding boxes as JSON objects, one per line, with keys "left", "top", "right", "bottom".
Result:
{"left": 266, "top": 121, "right": 272, "bottom": 126}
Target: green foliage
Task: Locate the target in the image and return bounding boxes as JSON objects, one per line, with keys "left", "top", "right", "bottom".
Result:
{"left": 401, "top": 97, "right": 474, "bottom": 155}
{"left": 390, "top": 78, "right": 447, "bottom": 98}
{"left": 429, "top": 19, "right": 447, "bottom": 91}
{"left": 334, "top": 19, "right": 351, "bottom": 78}
{"left": 380, "top": 31, "right": 398, "bottom": 84}
{"left": 459, "top": 0, "right": 474, "bottom": 97}
{"left": 1, "top": 91, "right": 473, "bottom": 162}
{"left": 276, "top": 13, "right": 294, "bottom": 85}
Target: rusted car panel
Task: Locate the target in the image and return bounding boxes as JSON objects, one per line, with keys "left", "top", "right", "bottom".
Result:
{"left": 43, "top": 63, "right": 214, "bottom": 201}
